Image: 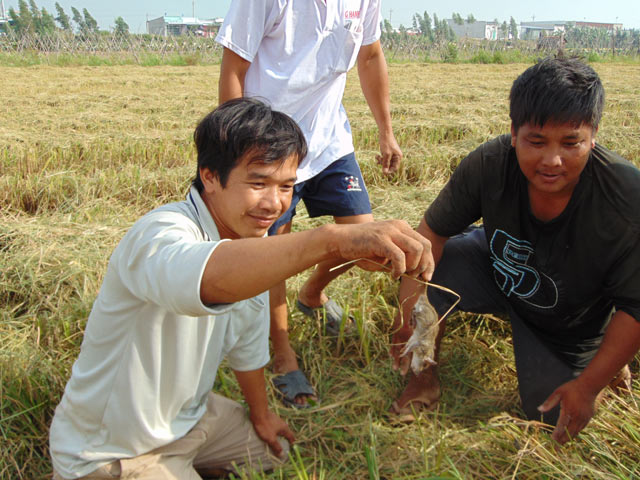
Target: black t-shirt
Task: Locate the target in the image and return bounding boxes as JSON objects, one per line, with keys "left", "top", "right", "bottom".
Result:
{"left": 426, "top": 134, "right": 640, "bottom": 367}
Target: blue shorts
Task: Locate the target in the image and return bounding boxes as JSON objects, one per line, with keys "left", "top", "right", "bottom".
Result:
{"left": 269, "top": 152, "right": 372, "bottom": 234}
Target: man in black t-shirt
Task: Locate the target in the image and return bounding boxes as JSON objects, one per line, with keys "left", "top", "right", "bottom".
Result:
{"left": 390, "top": 58, "right": 640, "bottom": 444}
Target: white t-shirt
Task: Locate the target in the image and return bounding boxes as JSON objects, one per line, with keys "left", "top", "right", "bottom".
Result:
{"left": 50, "top": 187, "right": 271, "bottom": 479}
{"left": 216, "top": 0, "right": 381, "bottom": 183}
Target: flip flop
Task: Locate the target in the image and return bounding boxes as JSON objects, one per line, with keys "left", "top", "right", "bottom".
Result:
{"left": 296, "top": 298, "right": 354, "bottom": 336}
{"left": 272, "top": 370, "right": 316, "bottom": 409}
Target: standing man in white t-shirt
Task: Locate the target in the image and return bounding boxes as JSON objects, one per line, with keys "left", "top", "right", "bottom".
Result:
{"left": 216, "top": 0, "right": 402, "bottom": 407}
{"left": 49, "top": 98, "right": 433, "bottom": 480}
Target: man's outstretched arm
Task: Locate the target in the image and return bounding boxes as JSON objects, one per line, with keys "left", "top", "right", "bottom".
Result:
{"left": 539, "top": 310, "right": 640, "bottom": 444}
{"left": 357, "top": 40, "right": 402, "bottom": 175}
{"left": 201, "top": 220, "right": 434, "bottom": 305}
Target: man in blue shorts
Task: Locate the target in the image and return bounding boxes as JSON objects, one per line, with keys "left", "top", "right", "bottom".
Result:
{"left": 216, "top": 0, "right": 402, "bottom": 407}
{"left": 390, "top": 58, "right": 640, "bottom": 444}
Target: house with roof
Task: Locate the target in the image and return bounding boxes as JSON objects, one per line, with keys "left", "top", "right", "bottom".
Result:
{"left": 575, "top": 21, "right": 623, "bottom": 31}
{"left": 0, "top": 0, "right": 10, "bottom": 34}
{"left": 146, "top": 15, "right": 223, "bottom": 37}
{"left": 520, "top": 20, "right": 623, "bottom": 41}
{"left": 446, "top": 19, "right": 499, "bottom": 40}
{"left": 519, "top": 21, "right": 568, "bottom": 40}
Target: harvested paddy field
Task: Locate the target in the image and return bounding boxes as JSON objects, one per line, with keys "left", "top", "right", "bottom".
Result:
{"left": 1, "top": 63, "right": 639, "bottom": 479}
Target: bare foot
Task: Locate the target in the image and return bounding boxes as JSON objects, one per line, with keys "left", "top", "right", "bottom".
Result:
{"left": 609, "top": 364, "right": 632, "bottom": 395}
{"left": 297, "top": 287, "right": 328, "bottom": 309}
{"left": 390, "top": 368, "right": 441, "bottom": 422}
{"left": 272, "top": 343, "right": 299, "bottom": 375}
{"left": 272, "top": 344, "right": 317, "bottom": 407}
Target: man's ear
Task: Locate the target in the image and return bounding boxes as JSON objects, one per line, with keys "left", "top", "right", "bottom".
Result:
{"left": 510, "top": 123, "right": 517, "bottom": 147}
{"left": 591, "top": 126, "right": 598, "bottom": 148}
{"left": 200, "top": 168, "right": 221, "bottom": 193}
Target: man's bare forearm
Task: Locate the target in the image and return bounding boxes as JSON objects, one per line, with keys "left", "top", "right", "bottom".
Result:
{"left": 357, "top": 41, "right": 393, "bottom": 135}
{"left": 234, "top": 368, "right": 269, "bottom": 419}
{"left": 575, "top": 310, "right": 640, "bottom": 394}
{"left": 218, "top": 47, "right": 250, "bottom": 104}
{"left": 201, "top": 220, "right": 433, "bottom": 305}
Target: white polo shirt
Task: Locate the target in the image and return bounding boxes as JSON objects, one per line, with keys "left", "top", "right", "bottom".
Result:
{"left": 50, "top": 187, "right": 271, "bottom": 479}
{"left": 216, "top": 0, "right": 381, "bottom": 183}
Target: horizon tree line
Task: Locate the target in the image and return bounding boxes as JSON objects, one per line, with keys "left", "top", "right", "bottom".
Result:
{"left": 393, "top": 11, "right": 519, "bottom": 41}
{"left": 6, "top": 0, "right": 129, "bottom": 37}
{"left": 384, "top": 10, "right": 639, "bottom": 48}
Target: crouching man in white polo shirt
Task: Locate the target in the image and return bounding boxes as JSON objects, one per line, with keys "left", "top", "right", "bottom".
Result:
{"left": 49, "top": 98, "right": 434, "bottom": 480}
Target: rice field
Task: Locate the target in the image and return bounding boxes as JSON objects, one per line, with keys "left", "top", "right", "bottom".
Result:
{"left": 1, "top": 62, "right": 639, "bottom": 479}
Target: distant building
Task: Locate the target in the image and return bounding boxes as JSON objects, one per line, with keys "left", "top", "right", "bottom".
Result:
{"left": 0, "top": 0, "right": 10, "bottom": 34}
{"left": 519, "top": 21, "right": 567, "bottom": 40}
{"left": 519, "top": 20, "right": 623, "bottom": 40}
{"left": 446, "top": 19, "right": 499, "bottom": 40}
{"left": 146, "top": 15, "right": 223, "bottom": 37}
{"left": 575, "top": 21, "right": 623, "bottom": 31}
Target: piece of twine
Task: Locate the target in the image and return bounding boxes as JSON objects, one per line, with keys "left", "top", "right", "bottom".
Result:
{"left": 329, "top": 258, "right": 461, "bottom": 324}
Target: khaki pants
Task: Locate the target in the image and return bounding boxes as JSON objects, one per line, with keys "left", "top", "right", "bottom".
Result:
{"left": 53, "top": 393, "right": 288, "bottom": 480}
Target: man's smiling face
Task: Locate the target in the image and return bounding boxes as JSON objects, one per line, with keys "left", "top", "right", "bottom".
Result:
{"left": 200, "top": 152, "right": 298, "bottom": 239}
{"left": 511, "top": 121, "right": 596, "bottom": 199}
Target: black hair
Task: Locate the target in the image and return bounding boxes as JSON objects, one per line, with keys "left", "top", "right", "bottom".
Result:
{"left": 192, "top": 97, "right": 307, "bottom": 191}
{"left": 509, "top": 57, "right": 605, "bottom": 132}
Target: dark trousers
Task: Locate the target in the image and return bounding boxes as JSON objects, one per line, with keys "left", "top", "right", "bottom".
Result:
{"left": 428, "top": 227, "right": 587, "bottom": 425}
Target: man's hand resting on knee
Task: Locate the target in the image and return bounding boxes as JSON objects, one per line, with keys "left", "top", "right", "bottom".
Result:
{"left": 250, "top": 409, "right": 295, "bottom": 458}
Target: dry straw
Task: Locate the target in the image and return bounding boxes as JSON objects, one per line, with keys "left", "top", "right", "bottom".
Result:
{"left": 1, "top": 63, "right": 639, "bottom": 479}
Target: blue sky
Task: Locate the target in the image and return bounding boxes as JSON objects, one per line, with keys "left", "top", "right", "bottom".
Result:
{"left": 3, "top": 1, "right": 640, "bottom": 33}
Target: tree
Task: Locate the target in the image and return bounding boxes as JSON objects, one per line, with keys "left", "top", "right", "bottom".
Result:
{"left": 466, "top": 13, "right": 476, "bottom": 24}
{"left": 70, "top": 6, "right": 98, "bottom": 36}
{"left": 8, "top": 0, "right": 56, "bottom": 35}
{"left": 114, "top": 16, "right": 129, "bottom": 37}
{"left": 8, "top": 7, "right": 24, "bottom": 34}
{"left": 382, "top": 19, "right": 393, "bottom": 37}
{"left": 432, "top": 12, "right": 440, "bottom": 37}
{"left": 501, "top": 21, "right": 509, "bottom": 40}
{"left": 28, "top": 1, "right": 56, "bottom": 34}
{"left": 432, "top": 14, "right": 454, "bottom": 43}
{"left": 83, "top": 8, "right": 98, "bottom": 33}
{"left": 28, "top": 0, "right": 38, "bottom": 17}
{"left": 9, "top": 0, "right": 34, "bottom": 34}
{"left": 412, "top": 11, "right": 433, "bottom": 40}
{"left": 452, "top": 12, "right": 464, "bottom": 25}
{"left": 509, "top": 16, "right": 518, "bottom": 40}
{"left": 39, "top": 7, "right": 56, "bottom": 34}
{"left": 445, "top": 20, "right": 455, "bottom": 41}
{"left": 631, "top": 29, "right": 640, "bottom": 53}
{"left": 55, "top": 2, "right": 71, "bottom": 31}
{"left": 71, "top": 6, "right": 86, "bottom": 34}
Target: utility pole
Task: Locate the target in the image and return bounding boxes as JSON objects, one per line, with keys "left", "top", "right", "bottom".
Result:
{"left": 1, "top": 0, "right": 6, "bottom": 19}
{"left": 192, "top": 0, "right": 195, "bottom": 18}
